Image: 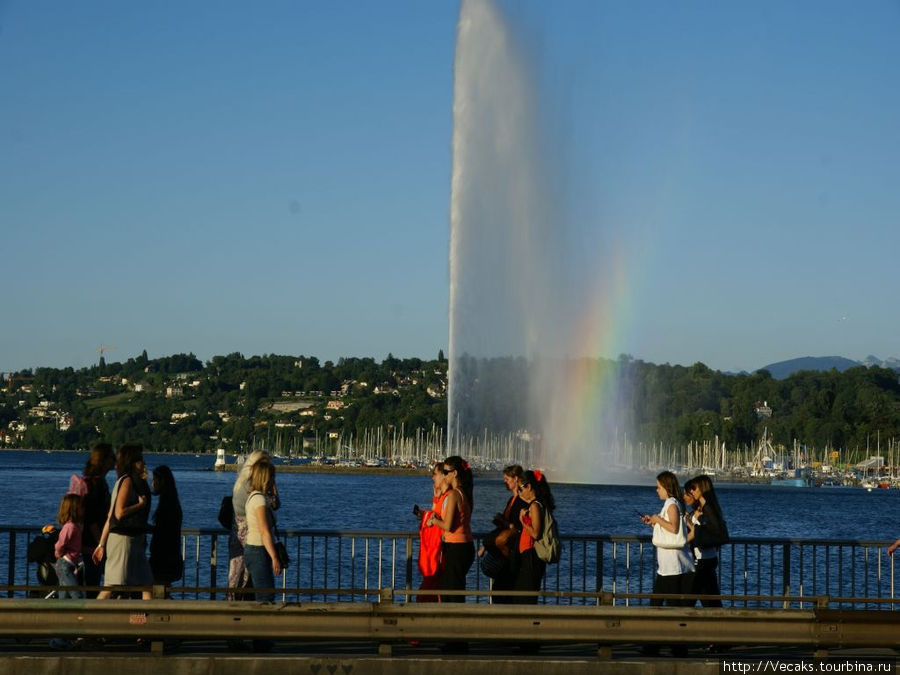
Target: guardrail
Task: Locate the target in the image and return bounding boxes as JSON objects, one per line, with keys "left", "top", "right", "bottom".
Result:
{"left": 2, "top": 599, "right": 900, "bottom": 654}
{"left": 2, "top": 525, "right": 898, "bottom": 609}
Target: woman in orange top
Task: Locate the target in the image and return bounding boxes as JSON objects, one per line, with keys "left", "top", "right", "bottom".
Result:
{"left": 416, "top": 464, "right": 449, "bottom": 601}
{"left": 514, "top": 469, "right": 555, "bottom": 604}
{"left": 428, "top": 455, "right": 474, "bottom": 602}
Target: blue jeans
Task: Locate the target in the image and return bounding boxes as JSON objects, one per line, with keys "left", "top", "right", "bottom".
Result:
{"left": 243, "top": 545, "right": 275, "bottom": 602}
{"left": 55, "top": 558, "right": 84, "bottom": 599}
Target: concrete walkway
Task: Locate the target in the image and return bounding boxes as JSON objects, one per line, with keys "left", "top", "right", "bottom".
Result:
{"left": 1, "top": 640, "right": 896, "bottom": 675}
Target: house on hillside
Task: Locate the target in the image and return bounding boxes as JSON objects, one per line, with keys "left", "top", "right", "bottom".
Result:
{"left": 755, "top": 401, "right": 772, "bottom": 418}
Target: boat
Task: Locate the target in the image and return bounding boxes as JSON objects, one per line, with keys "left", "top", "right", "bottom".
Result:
{"left": 770, "top": 468, "right": 814, "bottom": 488}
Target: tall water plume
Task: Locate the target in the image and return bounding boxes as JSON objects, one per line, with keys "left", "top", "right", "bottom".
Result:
{"left": 448, "top": 0, "right": 630, "bottom": 483}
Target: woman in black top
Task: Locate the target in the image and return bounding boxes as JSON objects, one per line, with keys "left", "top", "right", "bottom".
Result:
{"left": 685, "top": 474, "right": 728, "bottom": 607}
{"left": 485, "top": 464, "right": 527, "bottom": 602}
{"left": 149, "top": 465, "right": 184, "bottom": 586}
{"left": 81, "top": 443, "right": 115, "bottom": 596}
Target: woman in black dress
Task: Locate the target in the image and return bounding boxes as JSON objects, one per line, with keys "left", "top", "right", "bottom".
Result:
{"left": 149, "top": 465, "right": 184, "bottom": 586}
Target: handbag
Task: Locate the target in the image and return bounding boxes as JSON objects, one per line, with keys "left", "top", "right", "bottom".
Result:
{"left": 492, "top": 527, "right": 516, "bottom": 557}
{"left": 651, "top": 507, "right": 687, "bottom": 549}
{"left": 108, "top": 475, "right": 149, "bottom": 535}
{"left": 480, "top": 549, "right": 507, "bottom": 579}
{"left": 217, "top": 495, "right": 234, "bottom": 530}
{"left": 274, "top": 541, "right": 290, "bottom": 569}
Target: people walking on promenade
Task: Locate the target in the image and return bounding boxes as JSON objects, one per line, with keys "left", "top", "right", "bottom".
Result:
{"left": 481, "top": 464, "right": 526, "bottom": 603}
{"left": 149, "top": 465, "right": 184, "bottom": 587}
{"left": 685, "top": 474, "right": 727, "bottom": 608}
{"left": 228, "top": 450, "right": 279, "bottom": 597}
{"left": 428, "top": 455, "right": 475, "bottom": 603}
{"left": 54, "top": 493, "right": 85, "bottom": 599}
{"left": 243, "top": 457, "right": 283, "bottom": 599}
{"left": 513, "top": 469, "right": 555, "bottom": 605}
{"left": 640, "top": 470, "right": 694, "bottom": 657}
{"left": 93, "top": 444, "right": 153, "bottom": 600}
{"left": 415, "top": 464, "right": 449, "bottom": 601}
{"left": 80, "top": 442, "right": 115, "bottom": 597}
{"left": 242, "top": 457, "right": 282, "bottom": 653}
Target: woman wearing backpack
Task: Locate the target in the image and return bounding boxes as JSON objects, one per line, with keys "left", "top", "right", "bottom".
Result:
{"left": 513, "top": 469, "right": 555, "bottom": 604}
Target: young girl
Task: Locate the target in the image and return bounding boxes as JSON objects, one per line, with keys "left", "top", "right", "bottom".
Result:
{"left": 55, "top": 493, "right": 85, "bottom": 599}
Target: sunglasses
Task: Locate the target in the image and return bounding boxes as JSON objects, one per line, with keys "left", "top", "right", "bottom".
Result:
{"left": 519, "top": 482, "right": 531, "bottom": 489}
{"left": 439, "top": 467, "right": 453, "bottom": 475}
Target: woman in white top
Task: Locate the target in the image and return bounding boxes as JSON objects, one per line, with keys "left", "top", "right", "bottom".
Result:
{"left": 228, "top": 450, "right": 277, "bottom": 595}
{"left": 242, "top": 458, "right": 282, "bottom": 603}
{"left": 640, "top": 470, "right": 694, "bottom": 657}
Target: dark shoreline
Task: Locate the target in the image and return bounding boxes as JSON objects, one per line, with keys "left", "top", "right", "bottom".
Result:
{"left": 217, "top": 463, "right": 434, "bottom": 476}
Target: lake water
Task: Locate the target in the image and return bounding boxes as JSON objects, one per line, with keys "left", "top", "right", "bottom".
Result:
{"left": 1, "top": 450, "right": 896, "bottom": 543}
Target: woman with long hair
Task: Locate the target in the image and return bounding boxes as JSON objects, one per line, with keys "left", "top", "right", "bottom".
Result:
{"left": 243, "top": 458, "right": 283, "bottom": 600}
{"left": 484, "top": 464, "right": 527, "bottom": 602}
{"left": 685, "top": 474, "right": 727, "bottom": 607}
{"left": 93, "top": 443, "right": 153, "bottom": 600}
{"left": 243, "top": 458, "right": 282, "bottom": 653}
{"left": 415, "top": 464, "right": 450, "bottom": 601}
{"left": 149, "top": 465, "right": 184, "bottom": 586}
{"left": 228, "top": 450, "right": 279, "bottom": 595}
{"left": 81, "top": 442, "right": 115, "bottom": 596}
{"left": 639, "top": 470, "right": 694, "bottom": 656}
{"left": 513, "top": 469, "right": 555, "bottom": 604}
{"left": 428, "top": 455, "right": 475, "bottom": 603}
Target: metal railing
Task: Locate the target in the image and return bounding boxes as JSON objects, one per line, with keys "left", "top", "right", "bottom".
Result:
{"left": 3, "top": 525, "right": 898, "bottom": 609}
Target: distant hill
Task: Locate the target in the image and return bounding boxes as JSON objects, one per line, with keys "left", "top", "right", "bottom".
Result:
{"left": 861, "top": 355, "right": 900, "bottom": 370}
{"left": 759, "top": 355, "right": 900, "bottom": 379}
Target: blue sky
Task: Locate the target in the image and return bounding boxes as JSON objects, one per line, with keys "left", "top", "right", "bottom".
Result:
{"left": 2, "top": 0, "right": 898, "bottom": 374}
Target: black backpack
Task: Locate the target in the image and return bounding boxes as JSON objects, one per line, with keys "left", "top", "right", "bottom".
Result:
{"left": 27, "top": 526, "right": 60, "bottom": 587}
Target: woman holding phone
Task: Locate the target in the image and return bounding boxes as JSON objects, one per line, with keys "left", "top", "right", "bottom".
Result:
{"left": 639, "top": 470, "right": 694, "bottom": 656}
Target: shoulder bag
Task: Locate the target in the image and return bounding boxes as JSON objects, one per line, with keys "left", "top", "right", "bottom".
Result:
{"left": 651, "top": 504, "right": 687, "bottom": 549}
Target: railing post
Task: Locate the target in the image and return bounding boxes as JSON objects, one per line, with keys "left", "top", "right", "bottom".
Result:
{"left": 596, "top": 540, "right": 603, "bottom": 606}
{"left": 405, "top": 534, "right": 413, "bottom": 595}
{"left": 7, "top": 530, "right": 15, "bottom": 598}
{"left": 782, "top": 544, "right": 791, "bottom": 609}
{"left": 209, "top": 533, "right": 217, "bottom": 601}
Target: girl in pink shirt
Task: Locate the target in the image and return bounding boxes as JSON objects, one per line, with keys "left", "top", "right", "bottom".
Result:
{"left": 54, "top": 494, "right": 84, "bottom": 599}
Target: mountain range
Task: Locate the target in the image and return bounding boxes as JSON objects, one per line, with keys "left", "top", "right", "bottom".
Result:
{"left": 758, "top": 355, "right": 900, "bottom": 380}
